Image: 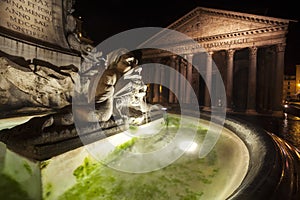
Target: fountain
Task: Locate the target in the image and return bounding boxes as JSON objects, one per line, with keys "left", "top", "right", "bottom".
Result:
{"left": 0, "top": 106, "right": 299, "bottom": 199}
{"left": 0, "top": 30, "right": 300, "bottom": 200}
{"left": 0, "top": 0, "right": 299, "bottom": 199}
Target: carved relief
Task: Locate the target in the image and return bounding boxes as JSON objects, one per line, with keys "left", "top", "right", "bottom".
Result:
{"left": 177, "top": 18, "right": 200, "bottom": 34}
{"left": 0, "top": 0, "right": 70, "bottom": 48}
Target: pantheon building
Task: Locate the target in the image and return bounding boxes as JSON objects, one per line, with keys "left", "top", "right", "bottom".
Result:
{"left": 141, "top": 7, "right": 295, "bottom": 115}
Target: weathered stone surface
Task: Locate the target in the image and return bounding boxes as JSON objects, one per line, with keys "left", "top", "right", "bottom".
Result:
{"left": 0, "top": 109, "right": 128, "bottom": 160}
{"left": 0, "top": 0, "right": 151, "bottom": 162}
{"left": 0, "top": 56, "right": 76, "bottom": 111}
{"left": 0, "top": 0, "right": 84, "bottom": 85}
{"left": 0, "top": 0, "right": 71, "bottom": 49}
{"left": 0, "top": 103, "right": 153, "bottom": 160}
{"left": 0, "top": 48, "right": 151, "bottom": 160}
{"left": 142, "top": 7, "right": 290, "bottom": 54}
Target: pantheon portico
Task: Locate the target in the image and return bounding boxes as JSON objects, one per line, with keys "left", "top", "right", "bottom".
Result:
{"left": 140, "top": 7, "right": 294, "bottom": 114}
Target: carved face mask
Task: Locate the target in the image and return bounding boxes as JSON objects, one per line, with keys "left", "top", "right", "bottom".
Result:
{"left": 116, "top": 55, "right": 138, "bottom": 73}
{"left": 121, "top": 56, "right": 138, "bottom": 67}
{"left": 106, "top": 48, "right": 130, "bottom": 69}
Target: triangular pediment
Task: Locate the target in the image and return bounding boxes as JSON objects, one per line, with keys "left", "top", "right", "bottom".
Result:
{"left": 139, "top": 7, "right": 292, "bottom": 51}
{"left": 168, "top": 7, "right": 290, "bottom": 38}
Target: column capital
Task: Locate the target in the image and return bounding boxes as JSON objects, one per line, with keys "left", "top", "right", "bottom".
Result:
{"left": 207, "top": 51, "right": 214, "bottom": 56}
{"left": 249, "top": 46, "right": 258, "bottom": 56}
{"left": 227, "top": 49, "right": 235, "bottom": 58}
{"left": 186, "top": 53, "right": 194, "bottom": 58}
{"left": 171, "top": 55, "right": 178, "bottom": 60}
{"left": 276, "top": 43, "right": 286, "bottom": 53}
{"left": 170, "top": 56, "right": 177, "bottom": 67}
{"left": 184, "top": 54, "right": 194, "bottom": 63}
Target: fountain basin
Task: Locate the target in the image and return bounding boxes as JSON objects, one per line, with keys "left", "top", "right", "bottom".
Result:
{"left": 0, "top": 113, "right": 299, "bottom": 199}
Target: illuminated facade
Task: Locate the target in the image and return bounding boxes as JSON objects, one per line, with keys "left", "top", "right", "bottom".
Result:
{"left": 283, "top": 75, "right": 296, "bottom": 101}
{"left": 296, "top": 65, "right": 300, "bottom": 98}
{"left": 142, "top": 7, "right": 295, "bottom": 114}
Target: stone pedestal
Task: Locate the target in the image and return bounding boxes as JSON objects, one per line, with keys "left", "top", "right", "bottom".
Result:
{"left": 0, "top": 0, "right": 82, "bottom": 68}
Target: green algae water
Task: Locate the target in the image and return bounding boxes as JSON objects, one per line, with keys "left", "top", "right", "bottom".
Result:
{"left": 0, "top": 173, "right": 32, "bottom": 200}
{"left": 0, "top": 143, "right": 41, "bottom": 200}
{"left": 0, "top": 114, "right": 249, "bottom": 199}
{"left": 57, "top": 115, "right": 249, "bottom": 200}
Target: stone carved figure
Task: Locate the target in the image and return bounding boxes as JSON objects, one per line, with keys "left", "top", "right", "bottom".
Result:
{"left": 0, "top": 1, "right": 150, "bottom": 158}
{"left": 0, "top": 48, "right": 148, "bottom": 127}
{"left": 0, "top": 48, "right": 149, "bottom": 158}
{"left": 63, "top": 0, "right": 94, "bottom": 57}
{"left": 70, "top": 48, "right": 149, "bottom": 126}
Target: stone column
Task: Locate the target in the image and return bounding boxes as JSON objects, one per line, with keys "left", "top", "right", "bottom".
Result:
{"left": 174, "top": 57, "right": 180, "bottom": 103}
{"left": 267, "top": 47, "right": 276, "bottom": 112}
{"left": 160, "top": 65, "right": 166, "bottom": 102}
{"left": 180, "top": 58, "right": 187, "bottom": 103}
{"left": 273, "top": 43, "right": 286, "bottom": 114}
{"left": 185, "top": 54, "right": 193, "bottom": 104}
{"left": 246, "top": 46, "right": 258, "bottom": 113}
{"left": 168, "top": 55, "right": 177, "bottom": 103}
{"left": 204, "top": 51, "right": 213, "bottom": 109}
{"left": 153, "top": 84, "right": 159, "bottom": 103}
{"left": 226, "top": 49, "right": 235, "bottom": 111}
{"left": 153, "top": 63, "right": 161, "bottom": 103}
{"left": 143, "top": 68, "right": 153, "bottom": 104}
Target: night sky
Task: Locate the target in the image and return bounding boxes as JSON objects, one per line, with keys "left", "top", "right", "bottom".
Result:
{"left": 73, "top": 0, "right": 300, "bottom": 75}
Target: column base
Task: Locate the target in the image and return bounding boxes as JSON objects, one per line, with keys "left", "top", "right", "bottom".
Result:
{"left": 210, "top": 106, "right": 226, "bottom": 113}
{"left": 272, "top": 110, "right": 284, "bottom": 117}
{"left": 152, "top": 97, "right": 160, "bottom": 103}
{"left": 246, "top": 109, "right": 257, "bottom": 115}
{"left": 168, "top": 99, "right": 174, "bottom": 104}
{"left": 226, "top": 108, "right": 233, "bottom": 113}
{"left": 202, "top": 106, "right": 211, "bottom": 111}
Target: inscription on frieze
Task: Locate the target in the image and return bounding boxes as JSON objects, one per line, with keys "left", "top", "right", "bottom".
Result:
{"left": 168, "top": 38, "right": 251, "bottom": 54}
{"left": 202, "top": 38, "right": 249, "bottom": 48}
{"left": 0, "top": 0, "right": 68, "bottom": 47}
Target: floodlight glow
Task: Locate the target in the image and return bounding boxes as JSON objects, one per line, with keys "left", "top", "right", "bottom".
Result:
{"left": 179, "top": 141, "right": 198, "bottom": 152}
